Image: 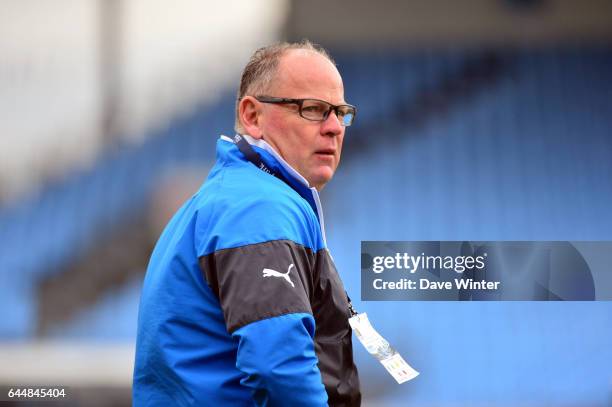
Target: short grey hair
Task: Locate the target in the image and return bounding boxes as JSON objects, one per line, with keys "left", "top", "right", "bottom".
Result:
{"left": 234, "top": 40, "right": 336, "bottom": 133}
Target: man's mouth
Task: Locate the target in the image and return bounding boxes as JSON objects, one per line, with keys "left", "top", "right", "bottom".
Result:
{"left": 315, "top": 149, "right": 336, "bottom": 156}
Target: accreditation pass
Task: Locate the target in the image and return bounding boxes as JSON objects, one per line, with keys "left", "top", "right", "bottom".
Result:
{"left": 349, "top": 313, "right": 419, "bottom": 384}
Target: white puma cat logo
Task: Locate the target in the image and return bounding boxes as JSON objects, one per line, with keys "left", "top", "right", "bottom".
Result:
{"left": 262, "top": 264, "right": 295, "bottom": 288}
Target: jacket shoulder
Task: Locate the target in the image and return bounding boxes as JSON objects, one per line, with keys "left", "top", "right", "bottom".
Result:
{"left": 194, "top": 166, "right": 320, "bottom": 257}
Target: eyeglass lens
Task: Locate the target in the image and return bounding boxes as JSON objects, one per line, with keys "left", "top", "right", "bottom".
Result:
{"left": 301, "top": 99, "right": 355, "bottom": 126}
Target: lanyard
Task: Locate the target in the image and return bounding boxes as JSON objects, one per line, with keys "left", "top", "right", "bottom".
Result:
{"left": 346, "top": 294, "right": 359, "bottom": 317}
{"left": 232, "top": 134, "right": 359, "bottom": 317}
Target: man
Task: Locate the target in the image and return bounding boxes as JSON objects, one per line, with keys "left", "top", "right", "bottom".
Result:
{"left": 133, "top": 40, "right": 361, "bottom": 406}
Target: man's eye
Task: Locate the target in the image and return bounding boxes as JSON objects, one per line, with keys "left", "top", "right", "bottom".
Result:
{"left": 303, "top": 105, "right": 325, "bottom": 113}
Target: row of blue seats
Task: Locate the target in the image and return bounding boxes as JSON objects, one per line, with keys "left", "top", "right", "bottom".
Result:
{"left": 0, "top": 48, "right": 610, "bottom": 338}
{"left": 336, "top": 48, "right": 474, "bottom": 125}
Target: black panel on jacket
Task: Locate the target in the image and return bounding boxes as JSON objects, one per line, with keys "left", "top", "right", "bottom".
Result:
{"left": 199, "top": 239, "right": 315, "bottom": 333}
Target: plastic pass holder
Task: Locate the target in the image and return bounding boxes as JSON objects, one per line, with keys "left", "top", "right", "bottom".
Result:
{"left": 348, "top": 313, "right": 419, "bottom": 384}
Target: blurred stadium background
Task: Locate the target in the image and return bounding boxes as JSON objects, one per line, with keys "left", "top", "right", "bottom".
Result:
{"left": 1, "top": 0, "right": 612, "bottom": 405}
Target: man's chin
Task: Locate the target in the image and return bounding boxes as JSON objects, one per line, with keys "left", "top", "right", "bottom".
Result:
{"left": 308, "top": 168, "right": 335, "bottom": 190}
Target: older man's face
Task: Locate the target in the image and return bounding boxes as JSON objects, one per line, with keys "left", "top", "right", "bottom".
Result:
{"left": 258, "top": 50, "right": 346, "bottom": 190}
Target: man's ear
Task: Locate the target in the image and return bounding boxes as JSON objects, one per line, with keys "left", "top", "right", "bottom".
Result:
{"left": 239, "top": 96, "right": 264, "bottom": 139}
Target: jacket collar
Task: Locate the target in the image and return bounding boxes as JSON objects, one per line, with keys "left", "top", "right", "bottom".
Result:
{"left": 219, "top": 134, "right": 327, "bottom": 246}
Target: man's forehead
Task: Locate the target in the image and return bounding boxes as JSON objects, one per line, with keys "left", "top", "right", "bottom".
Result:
{"left": 272, "top": 49, "right": 344, "bottom": 100}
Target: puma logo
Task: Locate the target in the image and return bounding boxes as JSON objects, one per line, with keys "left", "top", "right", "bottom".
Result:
{"left": 262, "top": 264, "right": 295, "bottom": 288}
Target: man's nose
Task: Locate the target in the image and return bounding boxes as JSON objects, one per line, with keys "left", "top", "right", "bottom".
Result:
{"left": 321, "top": 110, "right": 343, "bottom": 136}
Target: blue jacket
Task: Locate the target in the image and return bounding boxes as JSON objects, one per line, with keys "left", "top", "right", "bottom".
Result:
{"left": 133, "top": 135, "right": 360, "bottom": 406}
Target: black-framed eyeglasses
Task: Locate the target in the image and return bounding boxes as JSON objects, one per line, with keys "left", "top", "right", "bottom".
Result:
{"left": 254, "top": 96, "right": 356, "bottom": 127}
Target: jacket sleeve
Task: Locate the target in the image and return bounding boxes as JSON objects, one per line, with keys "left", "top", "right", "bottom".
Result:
{"left": 232, "top": 313, "right": 328, "bottom": 406}
{"left": 199, "top": 238, "right": 328, "bottom": 406}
